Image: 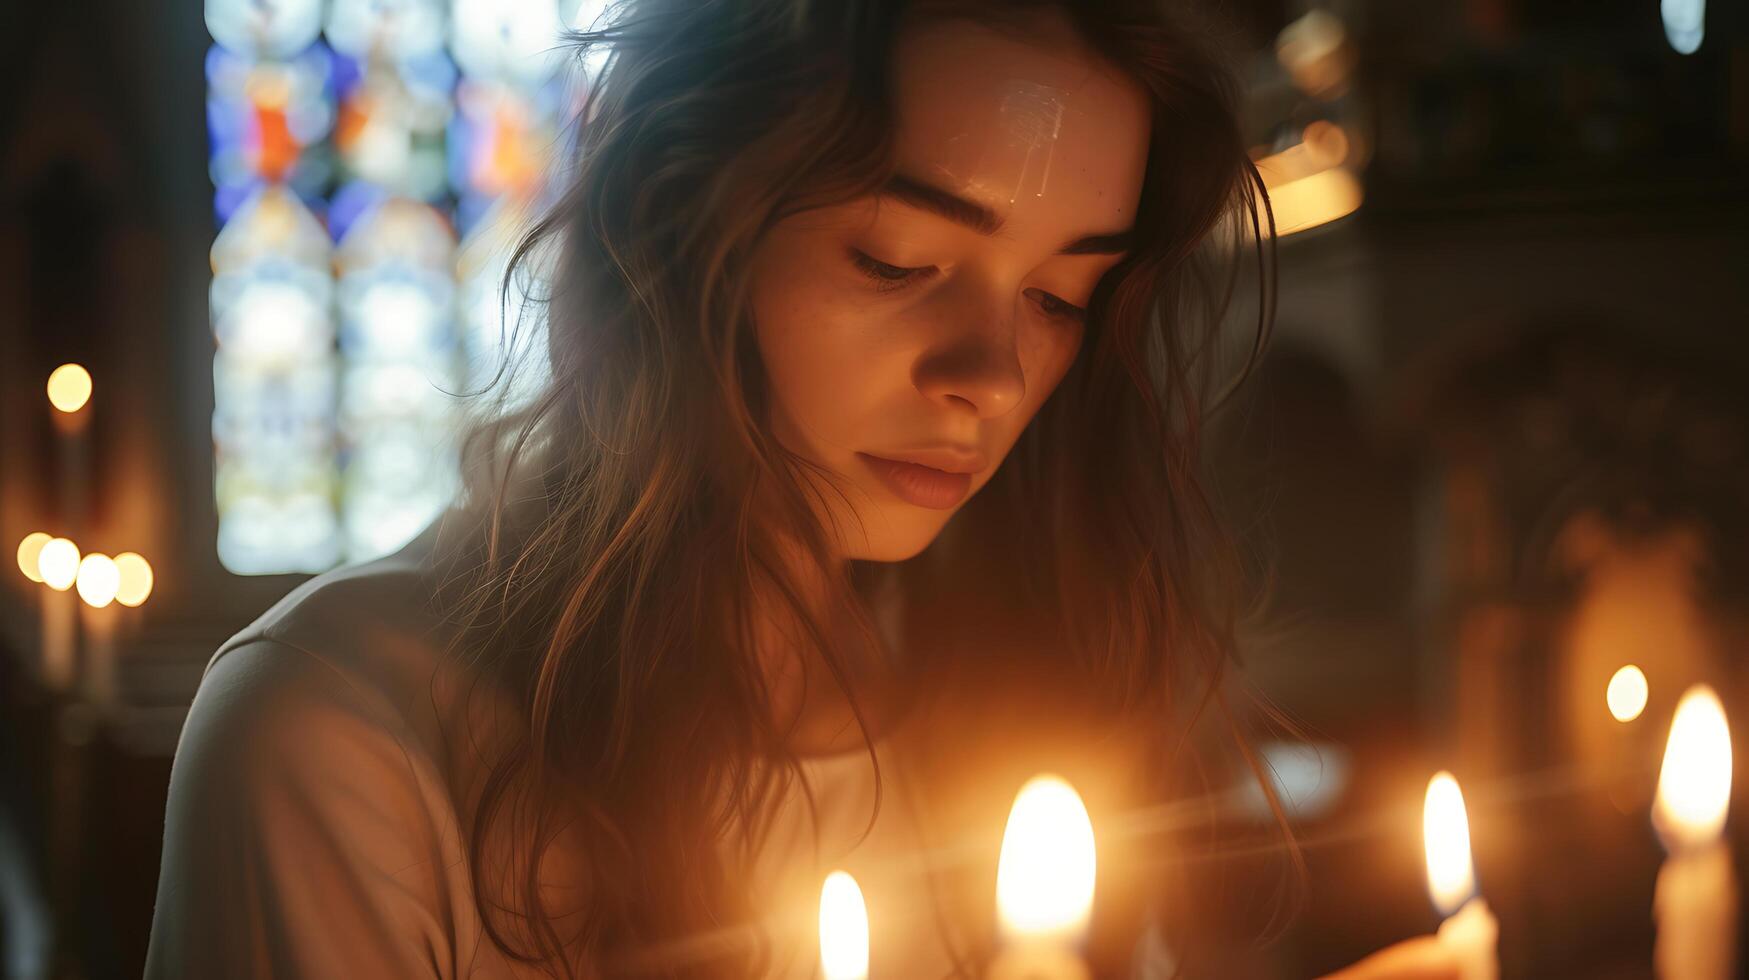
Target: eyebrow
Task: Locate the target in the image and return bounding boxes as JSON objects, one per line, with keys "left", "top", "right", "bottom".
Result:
{"left": 879, "top": 173, "right": 1137, "bottom": 256}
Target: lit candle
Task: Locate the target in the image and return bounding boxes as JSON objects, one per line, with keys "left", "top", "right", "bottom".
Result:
{"left": 988, "top": 774, "right": 1096, "bottom": 980}
{"left": 1423, "top": 772, "right": 1498, "bottom": 980}
{"left": 75, "top": 553, "right": 121, "bottom": 709}
{"left": 1606, "top": 664, "right": 1654, "bottom": 812}
{"left": 1652, "top": 684, "right": 1736, "bottom": 980}
{"left": 35, "top": 537, "right": 81, "bottom": 693}
{"left": 818, "top": 870, "right": 868, "bottom": 980}
{"left": 46, "top": 364, "right": 93, "bottom": 533}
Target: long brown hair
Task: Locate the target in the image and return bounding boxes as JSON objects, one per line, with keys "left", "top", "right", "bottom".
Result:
{"left": 443, "top": 0, "right": 1279, "bottom": 974}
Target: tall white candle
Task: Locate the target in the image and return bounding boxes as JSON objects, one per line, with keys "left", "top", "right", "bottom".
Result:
{"left": 47, "top": 364, "right": 93, "bottom": 534}
{"left": 988, "top": 774, "right": 1095, "bottom": 980}
{"left": 78, "top": 603, "right": 119, "bottom": 710}
{"left": 1653, "top": 685, "right": 1736, "bottom": 980}
{"left": 39, "top": 586, "right": 77, "bottom": 693}
{"left": 35, "top": 537, "right": 81, "bottom": 693}
{"left": 1423, "top": 772, "right": 1498, "bottom": 980}
{"left": 75, "top": 553, "right": 121, "bottom": 710}
{"left": 1606, "top": 664, "right": 1654, "bottom": 813}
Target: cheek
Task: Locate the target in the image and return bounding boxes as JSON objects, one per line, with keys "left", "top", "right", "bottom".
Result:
{"left": 750, "top": 239, "right": 901, "bottom": 458}
{"left": 1016, "top": 321, "right": 1084, "bottom": 419}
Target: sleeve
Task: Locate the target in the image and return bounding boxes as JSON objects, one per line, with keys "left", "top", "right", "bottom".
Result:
{"left": 144, "top": 637, "right": 452, "bottom": 979}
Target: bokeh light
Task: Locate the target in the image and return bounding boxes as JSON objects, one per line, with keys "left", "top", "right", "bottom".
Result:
{"left": 37, "top": 538, "right": 80, "bottom": 592}
{"left": 46, "top": 364, "right": 92, "bottom": 413}
{"left": 1607, "top": 665, "right": 1649, "bottom": 723}
{"left": 75, "top": 553, "right": 120, "bottom": 608}
{"left": 114, "top": 552, "right": 155, "bottom": 607}
{"left": 16, "top": 532, "right": 51, "bottom": 583}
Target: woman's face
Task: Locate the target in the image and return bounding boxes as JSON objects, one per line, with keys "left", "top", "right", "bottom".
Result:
{"left": 750, "top": 10, "right": 1151, "bottom": 561}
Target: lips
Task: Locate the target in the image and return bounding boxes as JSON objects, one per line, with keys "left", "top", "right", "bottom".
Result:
{"left": 856, "top": 452, "right": 980, "bottom": 510}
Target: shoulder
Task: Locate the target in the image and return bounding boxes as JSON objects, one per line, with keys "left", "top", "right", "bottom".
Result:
{"left": 148, "top": 515, "right": 518, "bottom": 976}
{"left": 166, "top": 636, "right": 442, "bottom": 860}
{"left": 178, "top": 635, "right": 418, "bottom": 790}
{"left": 207, "top": 513, "right": 479, "bottom": 757}
{"left": 162, "top": 634, "right": 433, "bottom": 867}
{"left": 151, "top": 635, "right": 461, "bottom": 977}
{"left": 223, "top": 518, "right": 448, "bottom": 676}
{"left": 170, "top": 515, "right": 475, "bottom": 842}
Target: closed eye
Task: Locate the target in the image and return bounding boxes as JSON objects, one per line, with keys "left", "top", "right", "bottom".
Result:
{"left": 1028, "top": 289, "right": 1088, "bottom": 324}
{"left": 848, "top": 248, "right": 1088, "bottom": 324}
{"left": 848, "top": 249, "right": 936, "bottom": 291}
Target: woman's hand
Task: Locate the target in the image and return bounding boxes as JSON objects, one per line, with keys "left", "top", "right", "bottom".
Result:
{"left": 1316, "top": 936, "right": 1459, "bottom": 980}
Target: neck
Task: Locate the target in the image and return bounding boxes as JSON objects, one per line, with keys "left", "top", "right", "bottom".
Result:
{"left": 752, "top": 538, "right": 905, "bottom": 756}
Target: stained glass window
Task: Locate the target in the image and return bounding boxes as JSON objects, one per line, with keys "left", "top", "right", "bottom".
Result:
{"left": 206, "top": 0, "right": 594, "bottom": 574}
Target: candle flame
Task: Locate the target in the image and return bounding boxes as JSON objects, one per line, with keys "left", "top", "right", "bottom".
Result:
{"left": 818, "top": 870, "right": 868, "bottom": 980}
{"left": 1423, "top": 771, "right": 1476, "bottom": 916}
{"left": 1607, "top": 664, "right": 1649, "bottom": 723}
{"left": 1655, "top": 684, "right": 1732, "bottom": 850}
{"left": 37, "top": 538, "right": 80, "bottom": 592}
{"left": 996, "top": 774, "right": 1096, "bottom": 942}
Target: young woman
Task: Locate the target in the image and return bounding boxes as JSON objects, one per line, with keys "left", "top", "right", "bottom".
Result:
{"left": 148, "top": 1, "right": 1456, "bottom": 976}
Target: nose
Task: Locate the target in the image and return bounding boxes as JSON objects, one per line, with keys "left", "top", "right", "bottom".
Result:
{"left": 912, "top": 315, "right": 1027, "bottom": 419}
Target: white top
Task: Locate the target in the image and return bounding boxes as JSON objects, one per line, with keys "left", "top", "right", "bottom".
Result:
{"left": 144, "top": 512, "right": 975, "bottom": 978}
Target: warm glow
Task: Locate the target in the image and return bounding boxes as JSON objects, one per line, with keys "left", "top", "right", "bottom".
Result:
{"left": 818, "top": 870, "right": 868, "bottom": 980}
{"left": 37, "top": 538, "right": 80, "bottom": 592}
{"left": 1254, "top": 136, "right": 1362, "bottom": 237}
{"left": 76, "top": 553, "right": 120, "bottom": 608}
{"left": 1266, "top": 166, "right": 1363, "bottom": 236}
{"left": 114, "top": 552, "right": 154, "bottom": 607}
{"left": 1655, "top": 684, "right": 1732, "bottom": 850}
{"left": 1607, "top": 664, "right": 1650, "bottom": 722}
{"left": 995, "top": 774, "right": 1097, "bottom": 942}
{"left": 46, "top": 363, "right": 92, "bottom": 413}
{"left": 1301, "top": 120, "right": 1351, "bottom": 169}
{"left": 16, "top": 532, "right": 51, "bottom": 583}
{"left": 1423, "top": 772, "right": 1476, "bottom": 916}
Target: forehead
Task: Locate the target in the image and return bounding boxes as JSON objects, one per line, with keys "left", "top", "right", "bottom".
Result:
{"left": 889, "top": 14, "right": 1151, "bottom": 234}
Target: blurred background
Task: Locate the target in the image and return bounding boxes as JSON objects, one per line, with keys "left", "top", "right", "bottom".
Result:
{"left": 0, "top": 0, "right": 1742, "bottom": 977}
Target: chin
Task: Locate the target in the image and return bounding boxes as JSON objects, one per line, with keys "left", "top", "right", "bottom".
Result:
{"left": 843, "top": 507, "right": 953, "bottom": 563}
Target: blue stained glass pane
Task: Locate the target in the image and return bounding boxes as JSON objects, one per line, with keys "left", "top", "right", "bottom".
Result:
{"left": 327, "top": 180, "right": 389, "bottom": 243}
{"left": 400, "top": 49, "right": 459, "bottom": 98}
{"left": 213, "top": 181, "right": 259, "bottom": 224}
{"left": 329, "top": 49, "right": 365, "bottom": 96}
